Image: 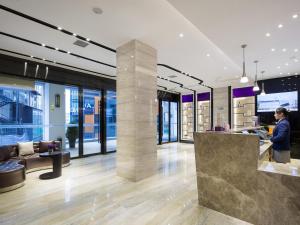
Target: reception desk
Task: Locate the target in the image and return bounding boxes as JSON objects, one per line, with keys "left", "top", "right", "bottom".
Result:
{"left": 194, "top": 132, "right": 300, "bottom": 225}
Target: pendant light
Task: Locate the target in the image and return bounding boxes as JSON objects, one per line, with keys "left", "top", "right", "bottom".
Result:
{"left": 260, "top": 70, "right": 266, "bottom": 96}
{"left": 253, "top": 60, "right": 260, "bottom": 91}
{"left": 240, "top": 44, "right": 249, "bottom": 83}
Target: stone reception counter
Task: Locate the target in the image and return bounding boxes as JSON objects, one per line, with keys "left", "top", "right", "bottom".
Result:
{"left": 194, "top": 132, "right": 300, "bottom": 225}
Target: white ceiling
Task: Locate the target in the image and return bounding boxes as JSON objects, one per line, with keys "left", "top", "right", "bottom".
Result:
{"left": 0, "top": 0, "right": 299, "bottom": 93}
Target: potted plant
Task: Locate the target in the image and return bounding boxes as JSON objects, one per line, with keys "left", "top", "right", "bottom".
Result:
{"left": 66, "top": 123, "right": 79, "bottom": 148}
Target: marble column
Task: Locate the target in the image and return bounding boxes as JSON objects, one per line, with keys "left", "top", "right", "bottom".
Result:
{"left": 116, "top": 40, "right": 158, "bottom": 181}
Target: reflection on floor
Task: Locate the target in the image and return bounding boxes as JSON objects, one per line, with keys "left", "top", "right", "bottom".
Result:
{"left": 67, "top": 140, "right": 116, "bottom": 157}
{"left": 0, "top": 143, "right": 251, "bottom": 225}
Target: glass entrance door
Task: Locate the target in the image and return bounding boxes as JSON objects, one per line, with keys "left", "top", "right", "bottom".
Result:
{"left": 162, "top": 101, "right": 170, "bottom": 143}
{"left": 170, "top": 102, "right": 178, "bottom": 142}
{"left": 83, "top": 89, "right": 101, "bottom": 155}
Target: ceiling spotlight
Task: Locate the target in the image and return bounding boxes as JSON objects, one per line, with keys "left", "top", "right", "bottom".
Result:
{"left": 294, "top": 59, "right": 299, "bottom": 62}
{"left": 42, "top": 58, "right": 46, "bottom": 61}
{"left": 265, "top": 33, "right": 271, "bottom": 37}
{"left": 280, "top": 72, "right": 283, "bottom": 75}
{"left": 285, "top": 63, "right": 289, "bottom": 66}
{"left": 271, "top": 48, "right": 276, "bottom": 52}
{"left": 179, "top": 33, "right": 184, "bottom": 38}
{"left": 55, "top": 47, "right": 59, "bottom": 50}
{"left": 30, "top": 55, "right": 33, "bottom": 58}
{"left": 73, "top": 33, "right": 77, "bottom": 36}
{"left": 288, "top": 72, "right": 290, "bottom": 75}
{"left": 206, "top": 53, "right": 210, "bottom": 57}
{"left": 67, "top": 51, "right": 71, "bottom": 54}
{"left": 41, "top": 43, "right": 46, "bottom": 47}
{"left": 277, "top": 66, "right": 281, "bottom": 69}
{"left": 294, "top": 48, "right": 299, "bottom": 52}
{"left": 292, "top": 14, "right": 298, "bottom": 19}
{"left": 295, "top": 73, "right": 298, "bottom": 75}
{"left": 57, "top": 26, "right": 62, "bottom": 30}
{"left": 278, "top": 24, "right": 283, "bottom": 28}
{"left": 282, "top": 48, "right": 287, "bottom": 52}
{"left": 86, "top": 38, "right": 90, "bottom": 41}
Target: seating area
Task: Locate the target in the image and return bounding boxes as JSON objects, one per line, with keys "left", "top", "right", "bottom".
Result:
{"left": 0, "top": 141, "right": 70, "bottom": 193}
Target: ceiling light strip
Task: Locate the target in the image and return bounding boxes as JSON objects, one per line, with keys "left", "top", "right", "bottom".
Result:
{"left": 0, "top": 48, "right": 116, "bottom": 79}
{"left": 0, "top": 5, "right": 210, "bottom": 89}
{"left": 0, "top": 32, "right": 116, "bottom": 68}
{"left": 157, "top": 64, "right": 204, "bottom": 84}
{"left": 0, "top": 4, "right": 116, "bottom": 53}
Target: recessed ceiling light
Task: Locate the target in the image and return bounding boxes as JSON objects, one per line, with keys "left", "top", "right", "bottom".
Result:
{"left": 206, "top": 53, "right": 210, "bottom": 57}
{"left": 295, "top": 73, "right": 299, "bottom": 75}
{"left": 86, "top": 38, "right": 90, "bottom": 41}
{"left": 294, "top": 48, "right": 299, "bottom": 52}
{"left": 224, "top": 66, "right": 227, "bottom": 70}
{"left": 271, "top": 48, "right": 276, "bottom": 52}
{"left": 295, "top": 59, "right": 299, "bottom": 62}
{"left": 53, "top": 61, "right": 56, "bottom": 63}
{"left": 280, "top": 72, "right": 283, "bottom": 75}
{"left": 73, "top": 33, "right": 77, "bottom": 36}
{"left": 179, "top": 33, "right": 184, "bottom": 38}
{"left": 30, "top": 55, "right": 33, "bottom": 58}
{"left": 282, "top": 48, "right": 287, "bottom": 52}
{"left": 285, "top": 63, "right": 289, "bottom": 66}
{"left": 292, "top": 14, "right": 298, "bottom": 19}
{"left": 55, "top": 47, "right": 59, "bottom": 50}
{"left": 67, "top": 51, "right": 71, "bottom": 54}
{"left": 41, "top": 43, "right": 46, "bottom": 47}
{"left": 277, "top": 66, "right": 281, "bottom": 69}
{"left": 288, "top": 72, "right": 290, "bottom": 75}
{"left": 42, "top": 58, "right": 46, "bottom": 61}
{"left": 57, "top": 26, "right": 62, "bottom": 30}
{"left": 265, "top": 33, "right": 271, "bottom": 37}
{"left": 278, "top": 24, "right": 283, "bottom": 28}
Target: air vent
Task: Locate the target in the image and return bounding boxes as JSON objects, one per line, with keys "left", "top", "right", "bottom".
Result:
{"left": 168, "top": 75, "right": 177, "bottom": 78}
{"left": 73, "top": 40, "right": 89, "bottom": 48}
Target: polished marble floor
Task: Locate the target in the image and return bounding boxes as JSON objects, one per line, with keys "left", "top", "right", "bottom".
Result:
{"left": 0, "top": 143, "right": 251, "bottom": 225}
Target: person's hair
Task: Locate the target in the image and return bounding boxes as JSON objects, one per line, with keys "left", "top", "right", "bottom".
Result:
{"left": 275, "top": 107, "right": 289, "bottom": 117}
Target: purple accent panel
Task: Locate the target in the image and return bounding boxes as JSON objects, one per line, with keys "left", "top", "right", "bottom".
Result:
{"left": 233, "top": 86, "right": 255, "bottom": 98}
{"left": 197, "top": 92, "right": 210, "bottom": 101}
{"left": 182, "top": 94, "right": 193, "bottom": 103}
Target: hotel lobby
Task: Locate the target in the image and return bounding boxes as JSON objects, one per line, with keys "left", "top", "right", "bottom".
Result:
{"left": 0, "top": 1, "right": 300, "bottom": 225}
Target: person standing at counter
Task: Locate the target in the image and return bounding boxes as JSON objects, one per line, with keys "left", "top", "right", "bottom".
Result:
{"left": 270, "top": 107, "right": 291, "bottom": 163}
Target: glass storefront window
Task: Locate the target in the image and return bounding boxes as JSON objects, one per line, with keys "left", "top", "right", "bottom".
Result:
{"left": 106, "top": 91, "right": 116, "bottom": 152}
{"left": 0, "top": 83, "right": 44, "bottom": 146}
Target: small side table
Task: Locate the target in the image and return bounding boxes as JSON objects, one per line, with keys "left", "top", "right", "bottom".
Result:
{"left": 39, "top": 151, "right": 62, "bottom": 179}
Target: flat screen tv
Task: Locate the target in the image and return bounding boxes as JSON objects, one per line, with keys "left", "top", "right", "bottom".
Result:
{"left": 257, "top": 91, "right": 298, "bottom": 112}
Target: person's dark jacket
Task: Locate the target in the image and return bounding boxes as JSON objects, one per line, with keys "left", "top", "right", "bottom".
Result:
{"left": 270, "top": 118, "right": 290, "bottom": 151}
